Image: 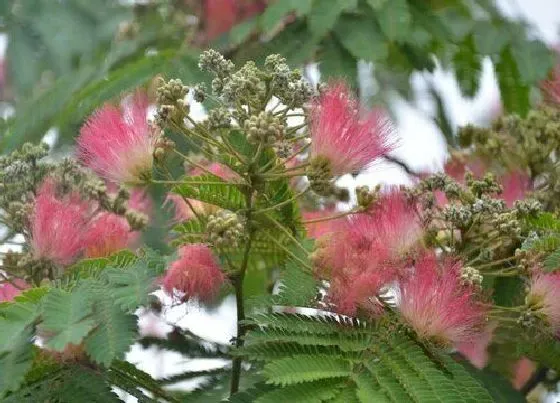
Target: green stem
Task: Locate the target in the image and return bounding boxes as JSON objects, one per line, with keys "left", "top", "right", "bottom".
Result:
{"left": 254, "top": 188, "right": 308, "bottom": 215}
{"left": 230, "top": 178, "right": 255, "bottom": 396}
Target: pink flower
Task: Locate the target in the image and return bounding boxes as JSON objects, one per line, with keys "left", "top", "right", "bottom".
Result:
{"left": 204, "top": 0, "right": 237, "bottom": 40}
{"left": 0, "top": 280, "right": 28, "bottom": 302}
{"left": 302, "top": 210, "right": 338, "bottom": 239}
{"left": 29, "top": 179, "right": 90, "bottom": 266}
{"left": 166, "top": 194, "right": 208, "bottom": 222}
{"left": 313, "top": 190, "right": 421, "bottom": 316}
{"left": 127, "top": 187, "right": 153, "bottom": 216}
{"left": 204, "top": 0, "right": 265, "bottom": 40}
{"left": 455, "top": 322, "right": 496, "bottom": 369}
{"left": 310, "top": 82, "right": 395, "bottom": 176}
{"left": 499, "top": 170, "right": 531, "bottom": 208}
{"left": 397, "top": 254, "right": 487, "bottom": 346}
{"left": 526, "top": 272, "right": 560, "bottom": 332}
{"left": 162, "top": 244, "right": 225, "bottom": 302}
{"left": 327, "top": 267, "right": 395, "bottom": 317}
{"left": 77, "top": 92, "right": 154, "bottom": 184}
{"left": 444, "top": 156, "right": 486, "bottom": 182}
{"left": 315, "top": 190, "right": 422, "bottom": 272}
{"left": 512, "top": 358, "right": 536, "bottom": 390}
{"left": 83, "top": 213, "right": 133, "bottom": 258}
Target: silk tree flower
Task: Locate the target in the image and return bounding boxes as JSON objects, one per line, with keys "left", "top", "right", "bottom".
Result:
{"left": 499, "top": 170, "right": 531, "bottom": 208}
{"left": 313, "top": 189, "right": 422, "bottom": 277}
{"left": 83, "top": 213, "right": 133, "bottom": 258}
{"left": 203, "top": 0, "right": 264, "bottom": 40}
{"left": 526, "top": 272, "right": 560, "bottom": 332}
{"left": 309, "top": 82, "right": 395, "bottom": 177}
{"left": 162, "top": 244, "right": 225, "bottom": 302}
{"left": 455, "top": 322, "right": 496, "bottom": 369}
{"left": 29, "top": 179, "right": 90, "bottom": 267}
{"left": 313, "top": 190, "right": 421, "bottom": 316}
{"left": 302, "top": 210, "right": 338, "bottom": 239}
{"left": 397, "top": 253, "right": 488, "bottom": 346}
{"left": 0, "top": 280, "right": 28, "bottom": 302}
{"left": 77, "top": 92, "right": 155, "bottom": 185}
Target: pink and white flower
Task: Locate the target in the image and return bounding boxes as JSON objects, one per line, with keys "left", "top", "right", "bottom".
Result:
{"left": 77, "top": 92, "right": 155, "bottom": 184}
{"left": 83, "top": 212, "right": 133, "bottom": 258}
{"left": 29, "top": 179, "right": 90, "bottom": 266}
{"left": 397, "top": 254, "right": 487, "bottom": 346}
{"left": 526, "top": 272, "right": 560, "bottom": 332}
{"left": 309, "top": 82, "right": 395, "bottom": 176}
{"left": 162, "top": 244, "right": 225, "bottom": 302}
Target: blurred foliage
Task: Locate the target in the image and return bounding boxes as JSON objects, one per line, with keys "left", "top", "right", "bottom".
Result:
{"left": 0, "top": 0, "right": 556, "bottom": 153}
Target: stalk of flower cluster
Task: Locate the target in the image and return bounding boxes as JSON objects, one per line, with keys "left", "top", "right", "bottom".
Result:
{"left": 229, "top": 158, "right": 256, "bottom": 395}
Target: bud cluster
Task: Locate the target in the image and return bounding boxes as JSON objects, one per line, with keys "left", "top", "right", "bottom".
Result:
{"left": 155, "top": 78, "right": 190, "bottom": 127}
{"left": 460, "top": 266, "right": 483, "bottom": 287}
{"left": 206, "top": 209, "right": 246, "bottom": 248}
{"left": 244, "top": 111, "right": 285, "bottom": 145}
{"left": 356, "top": 185, "right": 381, "bottom": 209}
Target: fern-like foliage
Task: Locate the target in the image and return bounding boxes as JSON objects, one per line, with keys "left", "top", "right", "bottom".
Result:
{"left": 232, "top": 312, "right": 500, "bottom": 402}
{"left": 0, "top": 249, "right": 171, "bottom": 397}
{"left": 172, "top": 174, "right": 247, "bottom": 211}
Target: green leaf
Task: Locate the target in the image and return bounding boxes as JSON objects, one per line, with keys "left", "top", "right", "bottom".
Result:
{"left": 6, "top": 49, "right": 202, "bottom": 152}
{"left": 436, "top": 6, "right": 474, "bottom": 42}
{"left": 229, "top": 19, "right": 258, "bottom": 46}
{"left": 57, "top": 367, "right": 120, "bottom": 403}
{"left": 308, "top": 0, "right": 347, "bottom": 39}
{"left": 102, "top": 264, "right": 157, "bottom": 311}
{"left": 172, "top": 218, "right": 207, "bottom": 245}
{"left": 172, "top": 175, "right": 246, "bottom": 211}
{"left": 374, "top": 0, "right": 411, "bottom": 43}
{"left": 454, "top": 34, "right": 482, "bottom": 97}
{"left": 320, "top": 38, "right": 358, "bottom": 88}
{"left": 257, "top": 379, "right": 344, "bottom": 402}
{"left": 260, "top": 0, "right": 313, "bottom": 34}
{"left": 496, "top": 47, "right": 530, "bottom": 117}
{"left": 275, "top": 260, "right": 318, "bottom": 307}
{"left": 84, "top": 296, "right": 137, "bottom": 367}
{"left": 511, "top": 39, "right": 555, "bottom": 85}
{"left": 263, "top": 355, "right": 352, "bottom": 385}
{"left": 366, "top": 0, "right": 388, "bottom": 10}
{"left": 461, "top": 363, "right": 525, "bottom": 403}
{"left": 492, "top": 276, "right": 525, "bottom": 307}
{"left": 0, "top": 328, "right": 34, "bottom": 398}
{"left": 472, "top": 21, "right": 510, "bottom": 55}
{"left": 240, "top": 313, "right": 495, "bottom": 401}
{"left": 109, "top": 360, "right": 171, "bottom": 402}
{"left": 544, "top": 248, "right": 560, "bottom": 272}
{"left": 0, "top": 290, "right": 45, "bottom": 353}
{"left": 334, "top": 16, "right": 388, "bottom": 63}
{"left": 40, "top": 289, "right": 95, "bottom": 351}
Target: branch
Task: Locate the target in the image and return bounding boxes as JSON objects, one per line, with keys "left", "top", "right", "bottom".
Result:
{"left": 383, "top": 154, "right": 421, "bottom": 178}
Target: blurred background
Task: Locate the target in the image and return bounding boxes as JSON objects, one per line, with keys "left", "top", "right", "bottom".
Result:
{"left": 1, "top": 0, "right": 560, "bottom": 401}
